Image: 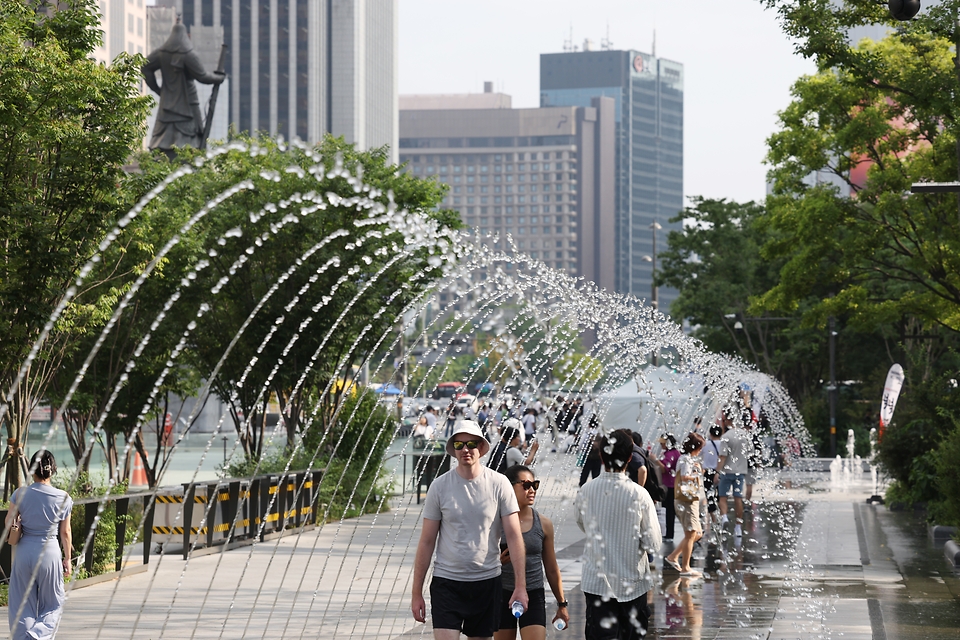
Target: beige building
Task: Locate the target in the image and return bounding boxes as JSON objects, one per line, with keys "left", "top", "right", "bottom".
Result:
{"left": 93, "top": 0, "right": 149, "bottom": 64}
{"left": 400, "top": 88, "right": 616, "bottom": 292}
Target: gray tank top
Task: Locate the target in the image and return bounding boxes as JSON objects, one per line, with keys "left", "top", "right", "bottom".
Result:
{"left": 500, "top": 509, "right": 545, "bottom": 590}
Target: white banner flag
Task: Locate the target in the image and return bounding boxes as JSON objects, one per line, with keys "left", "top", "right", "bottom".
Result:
{"left": 879, "top": 363, "right": 904, "bottom": 437}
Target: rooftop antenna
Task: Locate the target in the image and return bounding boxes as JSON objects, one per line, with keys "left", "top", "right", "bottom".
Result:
{"left": 652, "top": 28, "right": 656, "bottom": 58}
{"left": 601, "top": 22, "right": 613, "bottom": 50}
{"left": 563, "top": 24, "right": 578, "bottom": 52}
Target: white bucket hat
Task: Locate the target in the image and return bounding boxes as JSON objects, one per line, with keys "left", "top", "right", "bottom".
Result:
{"left": 501, "top": 417, "right": 523, "bottom": 432}
{"left": 445, "top": 420, "right": 490, "bottom": 457}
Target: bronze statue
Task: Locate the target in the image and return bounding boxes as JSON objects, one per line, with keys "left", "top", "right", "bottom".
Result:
{"left": 142, "top": 22, "right": 225, "bottom": 157}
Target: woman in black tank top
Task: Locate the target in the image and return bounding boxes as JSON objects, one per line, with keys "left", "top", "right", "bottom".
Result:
{"left": 496, "top": 465, "right": 570, "bottom": 638}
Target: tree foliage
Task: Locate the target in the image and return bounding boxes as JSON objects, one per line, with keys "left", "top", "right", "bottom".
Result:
{"left": 0, "top": 0, "right": 151, "bottom": 493}
{"left": 759, "top": 0, "right": 960, "bottom": 502}
{"left": 115, "top": 136, "right": 457, "bottom": 470}
{"left": 657, "top": 197, "right": 896, "bottom": 451}
{"left": 759, "top": 0, "right": 960, "bottom": 331}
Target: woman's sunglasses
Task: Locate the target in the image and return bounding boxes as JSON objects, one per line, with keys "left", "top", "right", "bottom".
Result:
{"left": 451, "top": 440, "right": 481, "bottom": 450}
{"left": 513, "top": 480, "right": 540, "bottom": 491}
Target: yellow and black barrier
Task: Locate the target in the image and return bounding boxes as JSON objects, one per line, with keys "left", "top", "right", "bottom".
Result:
{"left": 142, "top": 468, "right": 325, "bottom": 562}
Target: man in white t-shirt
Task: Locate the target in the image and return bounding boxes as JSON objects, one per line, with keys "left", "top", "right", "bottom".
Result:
{"left": 411, "top": 421, "right": 528, "bottom": 639}
{"left": 717, "top": 416, "right": 752, "bottom": 537}
{"left": 521, "top": 409, "right": 536, "bottom": 442}
{"left": 424, "top": 405, "right": 438, "bottom": 432}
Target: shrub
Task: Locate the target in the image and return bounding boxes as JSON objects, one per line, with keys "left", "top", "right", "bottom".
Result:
{"left": 61, "top": 474, "right": 140, "bottom": 577}
{"left": 222, "top": 391, "right": 396, "bottom": 522}
{"left": 931, "top": 419, "right": 960, "bottom": 527}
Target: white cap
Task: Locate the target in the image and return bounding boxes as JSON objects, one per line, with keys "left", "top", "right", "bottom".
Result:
{"left": 445, "top": 420, "right": 490, "bottom": 457}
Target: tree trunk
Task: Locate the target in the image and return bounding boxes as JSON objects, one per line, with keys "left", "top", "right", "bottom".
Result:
{"left": 3, "top": 388, "right": 31, "bottom": 500}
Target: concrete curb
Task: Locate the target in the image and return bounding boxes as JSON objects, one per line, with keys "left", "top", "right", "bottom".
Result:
{"left": 928, "top": 524, "right": 957, "bottom": 543}
{"left": 945, "top": 539, "right": 960, "bottom": 567}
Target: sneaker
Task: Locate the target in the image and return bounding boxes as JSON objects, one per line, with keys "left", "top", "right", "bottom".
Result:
{"left": 720, "top": 514, "right": 729, "bottom": 526}
{"left": 734, "top": 524, "right": 742, "bottom": 537}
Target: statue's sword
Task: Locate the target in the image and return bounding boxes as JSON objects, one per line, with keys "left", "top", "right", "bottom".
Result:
{"left": 200, "top": 44, "right": 228, "bottom": 150}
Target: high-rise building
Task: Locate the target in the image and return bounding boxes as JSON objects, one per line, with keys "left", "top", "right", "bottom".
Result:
{"left": 92, "top": 0, "right": 149, "bottom": 65}
{"left": 399, "top": 89, "right": 616, "bottom": 291}
{"left": 541, "top": 49, "right": 683, "bottom": 313}
{"left": 152, "top": 0, "right": 397, "bottom": 158}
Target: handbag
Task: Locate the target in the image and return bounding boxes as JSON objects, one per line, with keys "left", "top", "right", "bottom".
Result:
{"left": 7, "top": 514, "right": 22, "bottom": 546}
{"left": 676, "top": 460, "right": 702, "bottom": 503}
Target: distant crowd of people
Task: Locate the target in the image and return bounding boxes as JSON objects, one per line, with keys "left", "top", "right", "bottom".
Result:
{"left": 409, "top": 387, "right": 797, "bottom": 639}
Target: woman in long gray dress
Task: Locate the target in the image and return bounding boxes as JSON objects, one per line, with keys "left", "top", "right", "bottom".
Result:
{"left": 5, "top": 450, "right": 73, "bottom": 640}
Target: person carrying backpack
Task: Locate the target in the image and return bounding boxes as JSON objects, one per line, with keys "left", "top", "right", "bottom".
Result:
{"left": 488, "top": 420, "right": 537, "bottom": 475}
{"left": 627, "top": 431, "right": 664, "bottom": 503}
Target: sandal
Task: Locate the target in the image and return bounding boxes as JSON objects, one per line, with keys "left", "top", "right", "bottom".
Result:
{"left": 680, "top": 569, "right": 702, "bottom": 577}
{"left": 665, "top": 558, "right": 682, "bottom": 572}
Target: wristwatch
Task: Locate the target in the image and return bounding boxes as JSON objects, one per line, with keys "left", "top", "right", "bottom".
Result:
{"left": 557, "top": 601, "right": 568, "bottom": 608}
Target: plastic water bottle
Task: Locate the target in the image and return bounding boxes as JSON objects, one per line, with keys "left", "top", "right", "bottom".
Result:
{"left": 554, "top": 618, "right": 567, "bottom": 630}
{"left": 511, "top": 601, "right": 524, "bottom": 618}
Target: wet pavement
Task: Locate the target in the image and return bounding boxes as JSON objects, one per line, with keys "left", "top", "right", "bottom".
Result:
{"left": 540, "top": 471, "right": 960, "bottom": 639}
{"left": 3, "top": 460, "right": 957, "bottom": 639}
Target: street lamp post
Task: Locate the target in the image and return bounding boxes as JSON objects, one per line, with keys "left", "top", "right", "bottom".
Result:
{"left": 828, "top": 316, "right": 838, "bottom": 458}
{"left": 642, "top": 221, "right": 663, "bottom": 365}
{"left": 650, "top": 220, "right": 661, "bottom": 312}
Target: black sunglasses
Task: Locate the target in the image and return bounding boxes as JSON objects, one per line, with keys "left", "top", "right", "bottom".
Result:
{"left": 514, "top": 480, "right": 540, "bottom": 491}
{"left": 451, "top": 440, "right": 481, "bottom": 450}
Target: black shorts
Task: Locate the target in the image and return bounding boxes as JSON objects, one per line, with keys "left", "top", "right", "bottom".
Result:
{"left": 584, "top": 591, "right": 650, "bottom": 640}
{"left": 430, "top": 575, "right": 502, "bottom": 637}
{"left": 498, "top": 587, "right": 546, "bottom": 630}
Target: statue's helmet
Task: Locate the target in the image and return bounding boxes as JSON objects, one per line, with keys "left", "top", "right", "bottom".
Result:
{"left": 161, "top": 22, "right": 193, "bottom": 54}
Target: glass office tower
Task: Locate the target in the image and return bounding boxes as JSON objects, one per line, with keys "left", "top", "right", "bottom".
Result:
{"left": 541, "top": 50, "right": 683, "bottom": 313}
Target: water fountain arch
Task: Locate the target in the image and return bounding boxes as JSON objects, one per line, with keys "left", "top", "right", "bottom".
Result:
{"left": 0, "top": 139, "right": 813, "bottom": 639}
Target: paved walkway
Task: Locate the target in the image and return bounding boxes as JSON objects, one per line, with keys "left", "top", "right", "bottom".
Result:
{"left": 1, "top": 454, "right": 958, "bottom": 639}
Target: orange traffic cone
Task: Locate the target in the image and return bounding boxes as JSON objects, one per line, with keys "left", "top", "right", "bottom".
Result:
{"left": 131, "top": 451, "right": 148, "bottom": 487}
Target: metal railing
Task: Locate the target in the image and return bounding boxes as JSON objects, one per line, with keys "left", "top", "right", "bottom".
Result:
{"left": 0, "top": 467, "right": 325, "bottom": 582}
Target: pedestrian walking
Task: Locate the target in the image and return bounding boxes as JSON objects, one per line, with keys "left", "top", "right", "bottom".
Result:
{"left": 495, "top": 465, "right": 569, "bottom": 639}
{"left": 6, "top": 450, "right": 73, "bottom": 640}
{"left": 521, "top": 409, "right": 536, "bottom": 443}
{"left": 717, "top": 413, "right": 752, "bottom": 538}
{"left": 700, "top": 424, "right": 724, "bottom": 535}
{"left": 664, "top": 433, "right": 705, "bottom": 577}
{"left": 411, "top": 421, "right": 529, "bottom": 639}
{"left": 659, "top": 433, "right": 680, "bottom": 541}
{"left": 575, "top": 429, "right": 660, "bottom": 639}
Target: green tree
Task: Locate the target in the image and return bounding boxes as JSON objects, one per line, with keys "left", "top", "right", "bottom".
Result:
{"left": 657, "top": 197, "right": 897, "bottom": 451}
{"left": 552, "top": 353, "right": 604, "bottom": 388}
{"left": 759, "top": 0, "right": 960, "bottom": 332}
{"left": 761, "top": 0, "right": 960, "bottom": 484}
{"left": 125, "top": 135, "right": 458, "bottom": 463}
{"left": 0, "top": 0, "right": 150, "bottom": 494}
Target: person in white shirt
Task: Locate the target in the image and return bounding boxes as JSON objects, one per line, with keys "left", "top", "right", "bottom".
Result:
{"left": 701, "top": 425, "right": 723, "bottom": 472}
{"left": 412, "top": 421, "right": 528, "bottom": 639}
{"left": 521, "top": 409, "right": 536, "bottom": 443}
{"left": 424, "top": 405, "right": 438, "bottom": 432}
{"left": 575, "top": 428, "right": 660, "bottom": 639}
{"left": 717, "top": 415, "right": 752, "bottom": 538}
{"left": 700, "top": 424, "right": 724, "bottom": 531}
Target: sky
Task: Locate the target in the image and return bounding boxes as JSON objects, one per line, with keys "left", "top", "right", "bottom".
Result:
{"left": 398, "top": 0, "right": 817, "bottom": 205}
